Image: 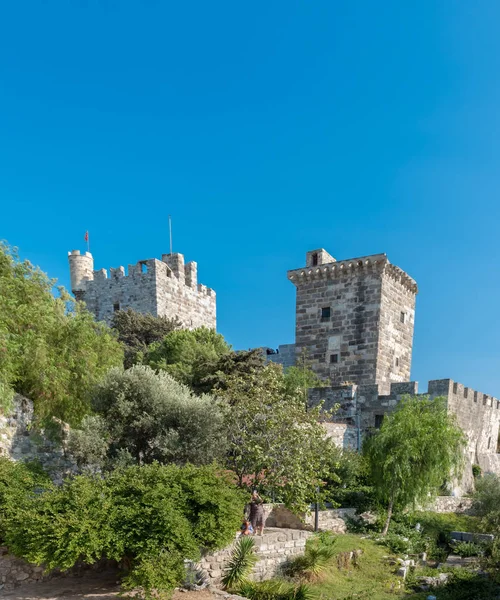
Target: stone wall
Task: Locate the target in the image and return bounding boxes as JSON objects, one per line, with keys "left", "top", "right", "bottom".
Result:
{"left": 263, "top": 504, "right": 356, "bottom": 533}
{"left": 0, "top": 547, "right": 48, "bottom": 590}
{"left": 266, "top": 344, "right": 296, "bottom": 370}
{"left": 287, "top": 250, "right": 417, "bottom": 391}
{"left": 0, "top": 396, "right": 76, "bottom": 483}
{"left": 199, "top": 529, "right": 312, "bottom": 583}
{"left": 68, "top": 250, "right": 216, "bottom": 329}
{"left": 425, "top": 496, "right": 474, "bottom": 514}
{"left": 428, "top": 379, "right": 500, "bottom": 476}
{"left": 376, "top": 269, "right": 416, "bottom": 392}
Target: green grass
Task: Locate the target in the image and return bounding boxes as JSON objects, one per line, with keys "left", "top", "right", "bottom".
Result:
{"left": 306, "top": 534, "right": 422, "bottom": 600}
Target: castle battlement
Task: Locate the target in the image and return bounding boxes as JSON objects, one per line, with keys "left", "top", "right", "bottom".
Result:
{"left": 287, "top": 251, "right": 417, "bottom": 294}
{"left": 68, "top": 249, "right": 216, "bottom": 328}
{"left": 429, "top": 379, "right": 500, "bottom": 411}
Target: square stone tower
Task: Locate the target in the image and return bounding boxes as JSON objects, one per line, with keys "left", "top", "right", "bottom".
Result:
{"left": 287, "top": 249, "right": 417, "bottom": 392}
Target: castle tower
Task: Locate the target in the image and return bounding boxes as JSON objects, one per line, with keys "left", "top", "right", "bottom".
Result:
{"left": 68, "top": 250, "right": 94, "bottom": 300}
{"left": 67, "top": 248, "right": 216, "bottom": 329}
{"left": 288, "top": 249, "right": 418, "bottom": 393}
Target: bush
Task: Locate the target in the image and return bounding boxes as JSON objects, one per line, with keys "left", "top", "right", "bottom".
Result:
{"left": 0, "top": 458, "right": 50, "bottom": 541}
{"left": 452, "top": 540, "right": 483, "bottom": 558}
{"left": 473, "top": 473, "right": 500, "bottom": 533}
{"left": 3, "top": 463, "right": 246, "bottom": 598}
{"left": 70, "top": 365, "right": 227, "bottom": 470}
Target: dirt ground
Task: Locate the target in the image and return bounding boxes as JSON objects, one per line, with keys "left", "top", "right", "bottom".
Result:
{"left": 2, "top": 572, "right": 216, "bottom": 600}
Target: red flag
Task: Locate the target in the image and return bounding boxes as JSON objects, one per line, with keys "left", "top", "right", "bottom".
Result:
{"left": 84, "top": 231, "right": 89, "bottom": 242}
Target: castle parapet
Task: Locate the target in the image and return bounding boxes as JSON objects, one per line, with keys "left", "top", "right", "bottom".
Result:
{"left": 185, "top": 261, "right": 197, "bottom": 288}
{"left": 162, "top": 253, "right": 185, "bottom": 281}
{"left": 429, "top": 379, "right": 500, "bottom": 411}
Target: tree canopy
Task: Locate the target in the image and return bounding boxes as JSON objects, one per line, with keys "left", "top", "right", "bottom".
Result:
{"left": 0, "top": 242, "right": 123, "bottom": 424}
{"left": 364, "top": 395, "right": 466, "bottom": 535}
{"left": 220, "top": 361, "right": 337, "bottom": 513}
{"left": 143, "top": 327, "right": 231, "bottom": 390}
{"left": 111, "top": 308, "right": 181, "bottom": 368}
{"left": 70, "top": 365, "right": 226, "bottom": 469}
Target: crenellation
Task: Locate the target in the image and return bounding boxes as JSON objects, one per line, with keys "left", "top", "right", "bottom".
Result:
{"left": 69, "top": 249, "right": 215, "bottom": 329}
{"left": 93, "top": 268, "right": 108, "bottom": 280}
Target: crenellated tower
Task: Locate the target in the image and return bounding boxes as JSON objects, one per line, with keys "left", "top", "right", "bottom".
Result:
{"left": 288, "top": 249, "right": 418, "bottom": 393}
{"left": 67, "top": 249, "right": 216, "bottom": 329}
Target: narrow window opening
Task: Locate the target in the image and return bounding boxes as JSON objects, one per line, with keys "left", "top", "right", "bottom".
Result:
{"left": 453, "top": 382, "right": 458, "bottom": 394}
{"left": 395, "top": 357, "right": 399, "bottom": 367}
{"left": 312, "top": 253, "right": 318, "bottom": 266}
{"left": 375, "top": 414, "right": 384, "bottom": 429}
{"left": 400, "top": 311, "right": 406, "bottom": 324}
{"left": 483, "top": 395, "right": 488, "bottom": 406}
{"left": 113, "top": 302, "right": 120, "bottom": 312}
{"left": 330, "top": 353, "right": 339, "bottom": 364}
{"left": 488, "top": 437, "right": 491, "bottom": 450}
{"left": 321, "top": 307, "right": 331, "bottom": 320}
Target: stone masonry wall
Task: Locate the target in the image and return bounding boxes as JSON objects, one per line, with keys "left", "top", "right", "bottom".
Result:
{"left": 428, "top": 379, "right": 500, "bottom": 478}
{"left": 199, "top": 529, "right": 312, "bottom": 584}
{"left": 0, "top": 396, "right": 76, "bottom": 483}
{"left": 266, "top": 344, "right": 296, "bottom": 370}
{"left": 287, "top": 250, "right": 417, "bottom": 389}
{"left": 68, "top": 250, "right": 216, "bottom": 329}
{"left": 376, "top": 269, "right": 416, "bottom": 393}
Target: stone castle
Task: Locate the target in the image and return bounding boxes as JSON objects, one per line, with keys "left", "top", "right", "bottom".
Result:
{"left": 68, "top": 244, "right": 499, "bottom": 488}
{"left": 68, "top": 249, "right": 216, "bottom": 328}
{"left": 266, "top": 248, "right": 500, "bottom": 490}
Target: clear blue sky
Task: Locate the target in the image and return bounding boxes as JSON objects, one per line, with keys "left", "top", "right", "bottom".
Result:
{"left": 1, "top": 2, "right": 499, "bottom": 395}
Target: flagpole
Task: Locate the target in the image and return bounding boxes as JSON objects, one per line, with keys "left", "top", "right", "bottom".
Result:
{"left": 168, "top": 215, "right": 173, "bottom": 255}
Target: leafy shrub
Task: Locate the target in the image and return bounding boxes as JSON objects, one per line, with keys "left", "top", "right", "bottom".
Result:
{"left": 452, "top": 540, "right": 483, "bottom": 558}
{"left": 472, "top": 464, "right": 482, "bottom": 478}
{"left": 429, "top": 568, "right": 500, "bottom": 600}
{"left": 3, "top": 463, "right": 245, "bottom": 598}
{"left": 473, "top": 473, "right": 500, "bottom": 533}
{"left": 237, "top": 579, "right": 318, "bottom": 600}
{"left": 0, "top": 458, "right": 50, "bottom": 541}
{"left": 222, "top": 536, "right": 257, "bottom": 590}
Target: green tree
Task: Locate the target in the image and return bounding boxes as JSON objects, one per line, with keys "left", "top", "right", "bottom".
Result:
{"left": 111, "top": 308, "right": 181, "bottom": 368}
{"left": 3, "top": 463, "right": 245, "bottom": 598}
{"left": 364, "top": 395, "right": 466, "bottom": 535}
{"left": 221, "top": 362, "right": 336, "bottom": 513}
{"left": 143, "top": 327, "right": 231, "bottom": 390}
{"left": 195, "top": 348, "right": 266, "bottom": 395}
{"left": 0, "top": 242, "right": 123, "bottom": 423}
{"left": 70, "top": 365, "right": 226, "bottom": 469}
{"left": 473, "top": 473, "right": 500, "bottom": 532}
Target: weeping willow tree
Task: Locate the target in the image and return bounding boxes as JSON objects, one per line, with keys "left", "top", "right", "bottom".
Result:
{"left": 364, "top": 395, "right": 466, "bottom": 535}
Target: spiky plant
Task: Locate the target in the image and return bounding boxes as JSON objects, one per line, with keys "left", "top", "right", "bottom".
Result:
{"left": 221, "top": 536, "right": 258, "bottom": 590}
{"left": 283, "top": 532, "right": 337, "bottom": 581}
{"left": 237, "top": 579, "right": 318, "bottom": 600}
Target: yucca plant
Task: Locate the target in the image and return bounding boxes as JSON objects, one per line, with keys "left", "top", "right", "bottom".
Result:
{"left": 222, "top": 536, "right": 258, "bottom": 590}
{"left": 283, "top": 532, "right": 337, "bottom": 581}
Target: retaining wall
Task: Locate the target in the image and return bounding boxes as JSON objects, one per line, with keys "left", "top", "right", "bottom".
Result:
{"left": 199, "top": 528, "right": 312, "bottom": 583}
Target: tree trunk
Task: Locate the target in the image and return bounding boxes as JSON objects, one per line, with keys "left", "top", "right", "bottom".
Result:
{"left": 381, "top": 495, "right": 394, "bottom": 536}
